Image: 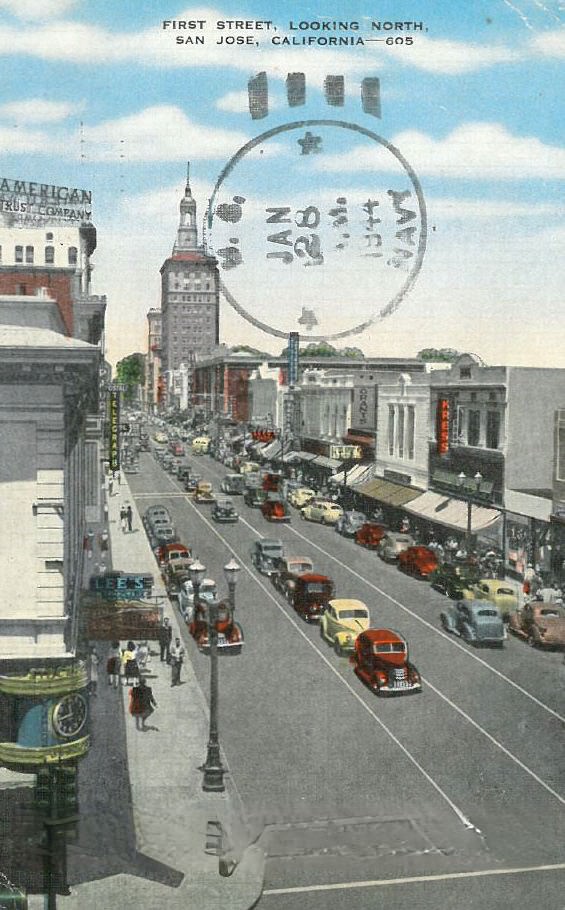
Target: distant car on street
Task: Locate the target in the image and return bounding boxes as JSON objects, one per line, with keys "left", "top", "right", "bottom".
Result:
{"left": 244, "top": 487, "right": 267, "bottom": 509}
{"left": 378, "top": 532, "right": 415, "bottom": 562}
{"left": 461, "top": 578, "right": 520, "bottom": 620}
{"left": 288, "top": 487, "right": 316, "bottom": 509}
{"left": 189, "top": 600, "right": 244, "bottom": 654}
{"left": 288, "top": 573, "right": 334, "bottom": 622}
{"left": 430, "top": 562, "right": 481, "bottom": 599}
{"left": 355, "top": 522, "right": 386, "bottom": 550}
{"left": 301, "top": 499, "right": 343, "bottom": 525}
{"left": 335, "top": 510, "right": 367, "bottom": 538}
{"left": 261, "top": 496, "right": 291, "bottom": 523}
{"left": 508, "top": 601, "right": 565, "bottom": 648}
{"left": 398, "top": 546, "right": 439, "bottom": 578}
{"left": 250, "top": 538, "right": 285, "bottom": 576}
{"left": 271, "top": 556, "right": 314, "bottom": 598}
{"left": 320, "top": 598, "right": 370, "bottom": 656}
{"left": 193, "top": 481, "right": 216, "bottom": 504}
{"left": 178, "top": 577, "right": 217, "bottom": 622}
{"left": 351, "top": 628, "right": 422, "bottom": 695}
{"left": 221, "top": 474, "right": 246, "bottom": 495}
{"left": 441, "top": 600, "right": 506, "bottom": 647}
{"left": 212, "top": 498, "right": 239, "bottom": 523}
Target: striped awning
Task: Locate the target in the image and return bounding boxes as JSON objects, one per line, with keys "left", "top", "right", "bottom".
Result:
{"left": 404, "top": 490, "right": 501, "bottom": 532}
{"left": 354, "top": 477, "right": 424, "bottom": 507}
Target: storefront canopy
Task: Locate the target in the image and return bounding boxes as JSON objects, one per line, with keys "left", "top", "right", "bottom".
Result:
{"left": 329, "top": 463, "right": 372, "bottom": 486}
{"left": 310, "top": 455, "right": 343, "bottom": 471}
{"left": 282, "top": 451, "right": 302, "bottom": 464}
{"left": 295, "top": 451, "right": 318, "bottom": 462}
{"left": 355, "top": 477, "right": 423, "bottom": 507}
{"left": 260, "top": 440, "right": 282, "bottom": 460}
{"left": 404, "top": 490, "right": 501, "bottom": 532}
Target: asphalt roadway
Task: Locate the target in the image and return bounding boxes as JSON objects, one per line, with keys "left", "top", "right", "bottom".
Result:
{"left": 128, "top": 450, "right": 565, "bottom": 910}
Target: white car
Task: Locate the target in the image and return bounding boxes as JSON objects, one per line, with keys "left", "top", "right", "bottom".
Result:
{"left": 178, "top": 577, "right": 217, "bottom": 623}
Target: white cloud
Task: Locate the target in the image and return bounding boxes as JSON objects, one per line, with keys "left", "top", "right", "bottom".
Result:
{"left": 530, "top": 28, "right": 565, "bottom": 58}
{"left": 317, "top": 123, "right": 565, "bottom": 180}
{"left": 216, "top": 90, "right": 284, "bottom": 113}
{"left": 0, "top": 0, "right": 76, "bottom": 18}
{"left": 0, "top": 98, "right": 82, "bottom": 123}
{"left": 386, "top": 34, "right": 518, "bottom": 74}
{"left": 0, "top": 125, "right": 48, "bottom": 153}
{"left": 429, "top": 197, "right": 564, "bottom": 220}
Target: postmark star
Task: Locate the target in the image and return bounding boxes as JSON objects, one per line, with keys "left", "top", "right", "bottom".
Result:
{"left": 297, "top": 131, "right": 322, "bottom": 155}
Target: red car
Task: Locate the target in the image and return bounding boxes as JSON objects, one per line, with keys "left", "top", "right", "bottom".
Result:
{"left": 355, "top": 523, "right": 386, "bottom": 549}
{"left": 351, "top": 628, "right": 422, "bottom": 695}
{"left": 261, "top": 496, "right": 291, "bottom": 523}
{"left": 156, "top": 542, "right": 191, "bottom": 569}
{"left": 189, "top": 600, "right": 244, "bottom": 654}
{"left": 262, "top": 472, "right": 282, "bottom": 493}
{"left": 397, "top": 546, "right": 439, "bottom": 578}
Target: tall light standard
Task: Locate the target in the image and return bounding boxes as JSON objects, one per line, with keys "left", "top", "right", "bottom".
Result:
{"left": 458, "top": 471, "right": 483, "bottom": 559}
{"left": 224, "top": 557, "right": 241, "bottom": 613}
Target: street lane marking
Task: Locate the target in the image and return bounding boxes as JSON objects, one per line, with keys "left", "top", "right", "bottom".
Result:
{"left": 262, "top": 861, "right": 565, "bottom": 896}
{"left": 142, "top": 458, "right": 565, "bottom": 817}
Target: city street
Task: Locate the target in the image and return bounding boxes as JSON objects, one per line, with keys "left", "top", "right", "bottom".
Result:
{"left": 127, "top": 450, "right": 565, "bottom": 909}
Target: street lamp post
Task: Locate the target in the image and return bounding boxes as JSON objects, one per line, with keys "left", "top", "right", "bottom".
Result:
{"left": 458, "top": 471, "right": 483, "bottom": 559}
{"left": 224, "top": 557, "right": 241, "bottom": 613}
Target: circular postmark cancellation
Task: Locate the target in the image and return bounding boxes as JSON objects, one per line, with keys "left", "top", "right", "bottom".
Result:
{"left": 206, "top": 119, "right": 427, "bottom": 342}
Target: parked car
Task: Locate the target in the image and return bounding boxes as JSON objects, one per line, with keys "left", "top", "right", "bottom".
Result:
{"left": 398, "top": 546, "right": 439, "bottom": 578}
{"left": 154, "top": 431, "right": 168, "bottom": 444}
{"left": 250, "top": 538, "right": 285, "bottom": 575}
{"left": 378, "top": 532, "right": 415, "bottom": 562}
{"left": 272, "top": 557, "right": 314, "bottom": 598}
{"left": 301, "top": 499, "right": 343, "bottom": 525}
{"left": 508, "top": 601, "right": 565, "bottom": 648}
{"left": 170, "top": 442, "right": 184, "bottom": 456}
{"left": 288, "top": 574, "right": 334, "bottom": 622}
{"left": 189, "top": 600, "right": 244, "bottom": 654}
{"left": 430, "top": 562, "right": 481, "bottom": 599}
{"left": 355, "top": 522, "right": 386, "bottom": 550}
{"left": 212, "top": 498, "right": 239, "bottom": 523}
{"left": 239, "top": 460, "right": 261, "bottom": 476}
{"left": 462, "top": 578, "right": 519, "bottom": 620}
{"left": 320, "top": 599, "right": 371, "bottom": 656}
{"left": 244, "top": 487, "right": 267, "bottom": 509}
{"left": 335, "top": 510, "right": 367, "bottom": 538}
{"left": 155, "top": 542, "right": 191, "bottom": 569}
{"left": 288, "top": 487, "right": 316, "bottom": 509}
{"left": 143, "top": 505, "right": 171, "bottom": 526}
{"left": 262, "top": 472, "right": 282, "bottom": 492}
{"left": 441, "top": 600, "right": 506, "bottom": 647}
{"left": 165, "top": 558, "right": 193, "bottom": 598}
{"left": 261, "top": 496, "right": 291, "bottom": 523}
{"left": 221, "top": 474, "right": 246, "bottom": 495}
{"left": 351, "top": 628, "right": 422, "bottom": 695}
{"left": 179, "top": 577, "right": 217, "bottom": 622}
{"left": 194, "top": 481, "right": 216, "bottom": 504}
{"left": 150, "top": 525, "right": 179, "bottom": 549}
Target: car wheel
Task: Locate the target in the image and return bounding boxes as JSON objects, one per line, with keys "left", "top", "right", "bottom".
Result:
{"left": 440, "top": 614, "right": 449, "bottom": 631}
{"left": 334, "top": 639, "right": 342, "bottom": 657}
{"left": 527, "top": 635, "right": 538, "bottom": 648}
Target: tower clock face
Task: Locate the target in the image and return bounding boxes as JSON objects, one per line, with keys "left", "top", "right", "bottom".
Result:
{"left": 51, "top": 693, "right": 87, "bottom": 739}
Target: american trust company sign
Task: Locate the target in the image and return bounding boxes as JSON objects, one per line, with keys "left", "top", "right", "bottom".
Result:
{"left": 0, "top": 177, "right": 93, "bottom": 226}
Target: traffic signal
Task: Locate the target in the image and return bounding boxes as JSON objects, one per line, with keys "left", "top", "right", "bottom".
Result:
{"left": 54, "top": 765, "right": 79, "bottom": 824}
{"left": 33, "top": 766, "right": 52, "bottom": 816}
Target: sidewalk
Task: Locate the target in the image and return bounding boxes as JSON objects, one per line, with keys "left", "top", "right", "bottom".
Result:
{"left": 62, "top": 474, "right": 265, "bottom": 910}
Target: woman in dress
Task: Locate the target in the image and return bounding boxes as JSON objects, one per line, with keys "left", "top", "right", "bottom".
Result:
{"left": 121, "top": 640, "right": 139, "bottom": 686}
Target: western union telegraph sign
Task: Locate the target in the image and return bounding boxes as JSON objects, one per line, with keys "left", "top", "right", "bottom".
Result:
{"left": 0, "top": 177, "right": 92, "bottom": 227}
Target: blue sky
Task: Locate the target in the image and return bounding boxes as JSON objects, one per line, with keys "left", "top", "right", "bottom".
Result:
{"left": 0, "top": 0, "right": 563, "bottom": 365}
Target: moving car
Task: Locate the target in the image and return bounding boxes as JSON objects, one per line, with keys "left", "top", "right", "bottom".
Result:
{"left": 179, "top": 577, "right": 217, "bottom": 622}
{"left": 301, "top": 499, "right": 343, "bottom": 525}
{"left": 430, "top": 562, "right": 481, "bottom": 599}
{"left": 191, "top": 436, "right": 211, "bottom": 455}
{"left": 154, "top": 432, "right": 168, "bottom": 444}
{"left": 351, "top": 629, "right": 422, "bottom": 695}
{"left": 212, "top": 498, "right": 239, "bottom": 523}
{"left": 193, "top": 481, "right": 216, "bottom": 504}
{"left": 189, "top": 600, "right": 244, "bottom": 654}
{"left": 288, "top": 487, "right": 316, "bottom": 509}
{"left": 320, "top": 599, "right": 371, "bottom": 656}
{"left": 335, "top": 510, "right": 367, "bottom": 538}
{"left": 355, "top": 522, "right": 386, "bottom": 550}
{"left": 398, "top": 546, "right": 439, "bottom": 578}
{"left": 288, "top": 574, "right": 334, "bottom": 622}
{"left": 221, "top": 474, "right": 246, "bottom": 495}
{"left": 462, "top": 578, "right": 519, "bottom": 620}
{"left": 262, "top": 472, "right": 282, "bottom": 492}
{"left": 378, "top": 532, "right": 415, "bottom": 562}
{"left": 250, "top": 538, "right": 284, "bottom": 575}
{"left": 244, "top": 487, "right": 267, "bottom": 509}
{"left": 184, "top": 473, "right": 202, "bottom": 493}
{"left": 261, "top": 496, "right": 291, "bottom": 523}
{"left": 272, "top": 557, "right": 314, "bottom": 598}
{"left": 441, "top": 600, "right": 506, "bottom": 647}
{"left": 508, "top": 601, "right": 565, "bottom": 648}
{"left": 239, "top": 461, "right": 261, "bottom": 476}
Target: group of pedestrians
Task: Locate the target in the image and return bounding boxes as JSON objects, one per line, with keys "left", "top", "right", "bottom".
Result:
{"left": 120, "top": 503, "right": 134, "bottom": 533}
{"left": 158, "top": 616, "right": 186, "bottom": 687}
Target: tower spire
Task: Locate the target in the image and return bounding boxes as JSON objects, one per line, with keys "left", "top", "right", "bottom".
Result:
{"left": 174, "top": 162, "right": 198, "bottom": 251}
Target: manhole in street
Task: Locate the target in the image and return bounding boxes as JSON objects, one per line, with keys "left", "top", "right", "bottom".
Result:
{"left": 263, "top": 816, "right": 444, "bottom": 859}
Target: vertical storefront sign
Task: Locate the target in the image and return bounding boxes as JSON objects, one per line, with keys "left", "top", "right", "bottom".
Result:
{"left": 436, "top": 398, "right": 450, "bottom": 455}
{"left": 288, "top": 332, "right": 299, "bottom": 387}
{"left": 108, "top": 390, "right": 120, "bottom": 471}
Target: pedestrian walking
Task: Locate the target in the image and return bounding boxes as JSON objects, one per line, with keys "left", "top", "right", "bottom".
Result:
{"left": 106, "top": 640, "right": 121, "bottom": 689}
{"left": 126, "top": 504, "right": 133, "bottom": 532}
{"left": 120, "top": 504, "right": 128, "bottom": 533}
{"left": 121, "top": 640, "right": 139, "bottom": 685}
{"left": 129, "top": 678, "right": 157, "bottom": 731}
{"left": 135, "top": 640, "right": 149, "bottom": 673}
{"left": 87, "top": 647, "right": 100, "bottom": 696}
{"left": 170, "top": 637, "right": 185, "bottom": 686}
{"left": 158, "top": 617, "right": 172, "bottom": 663}
{"left": 108, "top": 476, "right": 114, "bottom": 496}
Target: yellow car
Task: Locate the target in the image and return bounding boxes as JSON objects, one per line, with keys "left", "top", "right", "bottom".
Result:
{"left": 320, "top": 598, "right": 370, "bottom": 656}
{"left": 239, "top": 461, "right": 261, "bottom": 476}
{"left": 461, "top": 578, "right": 519, "bottom": 620}
{"left": 288, "top": 487, "right": 316, "bottom": 509}
{"left": 154, "top": 432, "right": 168, "bottom": 444}
{"left": 301, "top": 499, "right": 344, "bottom": 525}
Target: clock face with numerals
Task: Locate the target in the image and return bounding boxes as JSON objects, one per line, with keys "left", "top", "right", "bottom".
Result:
{"left": 51, "top": 692, "right": 87, "bottom": 739}
{"left": 207, "top": 119, "right": 426, "bottom": 341}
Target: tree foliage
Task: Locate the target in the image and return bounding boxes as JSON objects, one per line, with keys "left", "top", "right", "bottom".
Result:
{"left": 116, "top": 352, "right": 145, "bottom": 401}
{"left": 417, "top": 348, "right": 462, "bottom": 362}
{"left": 279, "top": 342, "right": 365, "bottom": 359}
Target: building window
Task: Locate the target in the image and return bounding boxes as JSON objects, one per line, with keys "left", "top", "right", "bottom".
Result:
{"left": 45, "top": 246, "right": 55, "bottom": 264}
{"left": 388, "top": 405, "right": 395, "bottom": 456}
{"left": 467, "top": 409, "right": 481, "bottom": 446}
{"left": 407, "top": 405, "right": 415, "bottom": 460}
{"left": 68, "top": 246, "right": 78, "bottom": 266}
{"left": 46, "top": 232, "right": 53, "bottom": 241}
{"left": 398, "top": 405, "right": 405, "bottom": 458}
{"left": 460, "top": 366, "right": 472, "bottom": 379}
{"left": 486, "top": 411, "right": 500, "bottom": 449}
{"left": 25, "top": 245, "right": 34, "bottom": 264}
{"left": 15, "top": 245, "right": 23, "bottom": 263}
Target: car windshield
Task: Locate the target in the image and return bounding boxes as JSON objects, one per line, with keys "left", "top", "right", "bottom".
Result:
{"left": 478, "top": 609, "right": 498, "bottom": 617}
{"left": 262, "top": 545, "right": 282, "bottom": 555}
{"left": 496, "top": 588, "right": 514, "bottom": 596}
{"left": 348, "top": 513, "right": 366, "bottom": 521}
{"left": 338, "top": 609, "right": 368, "bottom": 619}
{"left": 373, "top": 642, "right": 406, "bottom": 653}
{"left": 291, "top": 562, "right": 313, "bottom": 574}
{"left": 540, "top": 607, "right": 565, "bottom": 617}
{"left": 305, "top": 583, "right": 327, "bottom": 594}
